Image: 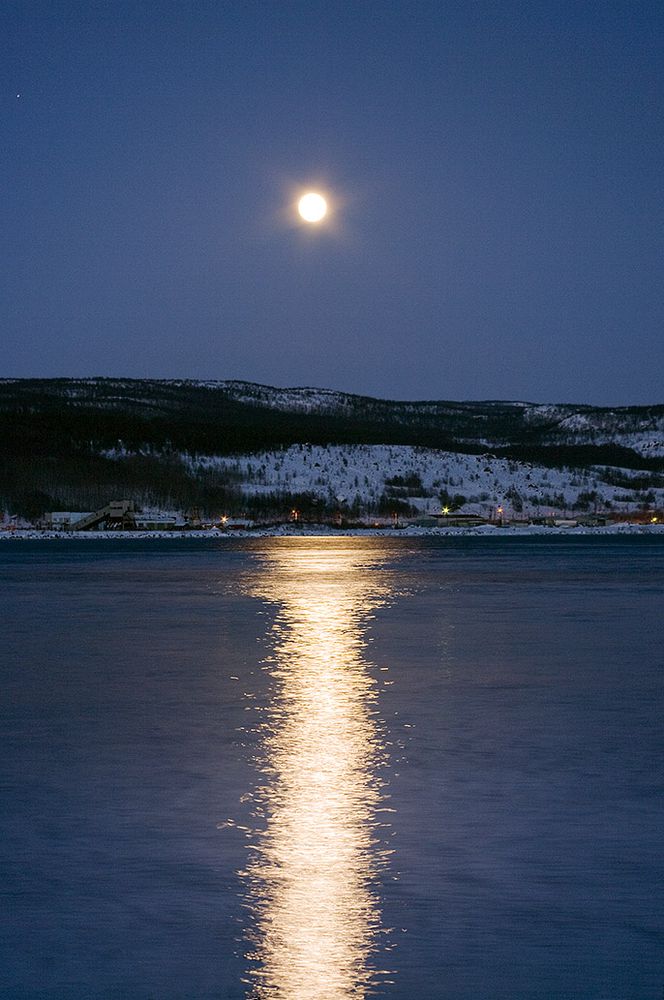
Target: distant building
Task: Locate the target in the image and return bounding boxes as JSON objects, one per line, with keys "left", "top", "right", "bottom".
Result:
{"left": 44, "top": 501, "right": 136, "bottom": 531}
{"left": 134, "top": 514, "right": 179, "bottom": 531}
{"left": 45, "top": 512, "right": 94, "bottom": 530}
{"left": 218, "top": 517, "right": 255, "bottom": 530}
{"left": 607, "top": 510, "right": 662, "bottom": 525}
{"left": 405, "top": 513, "right": 488, "bottom": 528}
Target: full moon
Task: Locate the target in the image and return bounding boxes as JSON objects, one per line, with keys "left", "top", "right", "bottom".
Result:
{"left": 298, "top": 192, "right": 327, "bottom": 223}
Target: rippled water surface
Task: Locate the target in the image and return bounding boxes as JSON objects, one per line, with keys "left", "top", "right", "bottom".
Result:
{"left": 1, "top": 536, "right": 663, "bottom": 999}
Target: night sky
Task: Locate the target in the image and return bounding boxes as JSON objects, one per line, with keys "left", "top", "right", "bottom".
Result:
{"left": 3, "top": 1, "right": 663, "bottom": 404}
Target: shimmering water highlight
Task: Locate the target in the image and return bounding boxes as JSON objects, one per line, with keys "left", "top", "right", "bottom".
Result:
{"left": 241, "top": 540, "right": 394, "bottom": 998}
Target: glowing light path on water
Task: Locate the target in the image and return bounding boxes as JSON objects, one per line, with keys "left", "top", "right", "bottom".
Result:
{"left": 241, "top": 540, "right": 395, "bottom": 998}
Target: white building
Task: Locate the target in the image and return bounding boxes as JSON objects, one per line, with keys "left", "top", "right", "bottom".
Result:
{"left": 45, "top": 512, "right": 94, "bottom": 530}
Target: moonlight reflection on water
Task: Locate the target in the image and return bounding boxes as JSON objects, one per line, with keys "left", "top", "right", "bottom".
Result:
{"left": 1, "top": 538, "right": 663, "bottom": 998}
{"left": 241, "top": 539, "right": 396, "bottom": 998}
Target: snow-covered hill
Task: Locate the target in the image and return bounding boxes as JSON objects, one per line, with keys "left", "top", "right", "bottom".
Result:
{"left": 2, "top": 378, "right": 663, "bottom": 519}
{"left": 151, "top": 441, "right": 661, "bottom": 519}
{"left": 3, "top": 376, "right": 663, "bottom": 453}
{"left": 218, "top": 383, "right": 664, "bottom": 456}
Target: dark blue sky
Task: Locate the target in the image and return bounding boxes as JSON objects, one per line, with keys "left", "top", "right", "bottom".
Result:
{"left": 3, "top": 1, "right": 663, "bottom": 404}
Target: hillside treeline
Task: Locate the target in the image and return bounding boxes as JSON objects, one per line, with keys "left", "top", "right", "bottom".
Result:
{"left": 1, "top": 378, "right": 661, "bottom": 517}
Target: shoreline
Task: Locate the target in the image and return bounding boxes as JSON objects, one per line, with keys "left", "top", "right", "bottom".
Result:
{"left": 1, "top": 523, "right": 663, "bottom": 541}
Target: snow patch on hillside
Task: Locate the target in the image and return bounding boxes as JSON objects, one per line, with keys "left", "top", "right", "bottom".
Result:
{"left": 174, "top": 443, "right": 663, "bottom": 517}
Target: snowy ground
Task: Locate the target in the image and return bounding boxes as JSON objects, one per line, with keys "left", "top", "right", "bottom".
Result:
{"left": 177, "top": 443, "right": 663, "bottom": 518}
{"left": 3, "top": 523, "right": 663, "bottom": 541}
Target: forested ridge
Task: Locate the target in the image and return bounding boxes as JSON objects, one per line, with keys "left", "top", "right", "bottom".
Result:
{"left": 1, "top": 378, "right": 662, "bottom": 518}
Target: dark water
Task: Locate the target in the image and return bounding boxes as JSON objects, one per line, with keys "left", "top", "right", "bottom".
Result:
{"left": 1, "top": 536, "right": 662, "bottom": 999}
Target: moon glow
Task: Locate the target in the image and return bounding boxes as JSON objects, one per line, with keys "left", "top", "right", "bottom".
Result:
{"left": 298, "top": 192, "right": 327, "bottom": 223}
